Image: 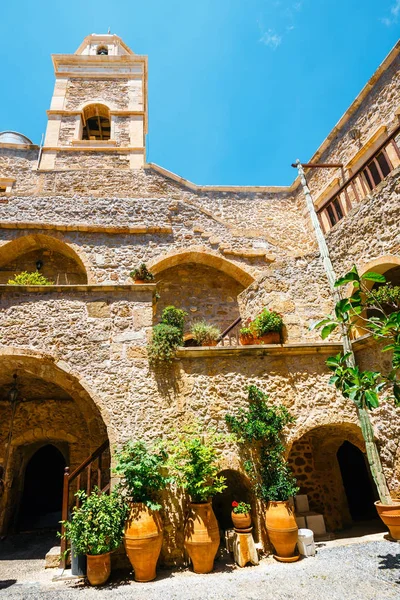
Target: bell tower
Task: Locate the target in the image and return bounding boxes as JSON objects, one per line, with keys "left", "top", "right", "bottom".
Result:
{"left": 40, "top": 34, "right": 147, "bottom": 170}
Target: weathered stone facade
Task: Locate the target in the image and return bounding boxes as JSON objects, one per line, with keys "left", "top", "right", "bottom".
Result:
{"left": 0, "top": 34, "right": 399, "bottom": 564}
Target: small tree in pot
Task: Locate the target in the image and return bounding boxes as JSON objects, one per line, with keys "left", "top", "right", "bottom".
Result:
{"left": 168, "top": 433, "right": 227, "bottom": 573}
{"left": 313, "top": 266, "right": 400, "bottom": 538}
{"left": 113, "top": 440, "right": 170, "bottom": 582}
{"left": 61, "top": 488, "right": 127, "bottom": 586}
{"left": 226, "top": 385, "right": 299, "bottom": 561}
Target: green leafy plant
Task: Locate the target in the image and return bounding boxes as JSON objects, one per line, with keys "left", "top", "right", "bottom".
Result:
{"left": 113, "top": 440, "right": 170, "bottom": 510}
{"left": 130, "top": 263, "right": 155, "bottom": 282}
{"left": 168, "top": 433, "right": 227, "bottom": 502}
{"left": 160, "top": 306, "right": 187, "bottom": 332}
{"left": 190, "top": 321, "right": 221, "bottom": 346}
{"left": 240, "top": 310, "right": 283, "bottom": 338}
{"left": 148, "top": 306, "right": 187, "bottom": 363}
{"left": 313, "top": 265, "right": 400, "bottom": 504}
{"left": 60, "top": 488, "right": 127, "bottom": 556}
{"left": 232, "top": 500, "right": 251, "bottom": 514}
{"left": 8, "top": 271, "right": 54, "bottom": 285}
{"left": 226, "top": 385, "right": 298, "bottom": 502}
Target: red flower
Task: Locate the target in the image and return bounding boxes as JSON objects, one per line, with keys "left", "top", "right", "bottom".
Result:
{"left": 232, "top": 501, "right": 239, "bottom": 507}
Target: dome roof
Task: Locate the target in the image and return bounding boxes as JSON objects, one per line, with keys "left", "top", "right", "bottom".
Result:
{"left": 0, "top": 131, "right": 33, "bottom": 145}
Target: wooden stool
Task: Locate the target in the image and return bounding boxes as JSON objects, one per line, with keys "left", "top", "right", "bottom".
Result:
{"left": 233, "top": 530, "right": 259, "bottom": 567}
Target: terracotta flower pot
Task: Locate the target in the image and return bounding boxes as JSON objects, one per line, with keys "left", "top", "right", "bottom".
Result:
{"left": 239, "top": 333, "right": 256, "bottom": 345}
{"left": 231, "top": 511, "right": 251, "bottom": 530}
{"left": 86, "top": 552, "right": 111, "bottom": 586}
{"left": 265, "top": 500, "right": 298, "bottom": 560}
{"left": 124, "top": 502, "right": 163, "bottom": 582}
{"left": 202, "top": 339, "right": 218, "bottom": 347}
{"left": 184, "top": 502, "right": 220, "bottom": 574}
{"left": 256, "top": 332, "right": 281, "bottom": 345}
{"left": 375, "top": 500, "right": 400, "bottom": 540}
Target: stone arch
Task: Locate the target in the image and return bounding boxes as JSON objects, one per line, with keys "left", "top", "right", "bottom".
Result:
{"left": 149, "top": 249, "right": 255, "bottom": 287}
{"left": 0, "top": 348, "right": 112, "bottom": 533}
{"left": 0, "top": 233, "right": 91, "bottom": 284}
{"left": 287, "top": 422, "right": 377, "bottom": 531}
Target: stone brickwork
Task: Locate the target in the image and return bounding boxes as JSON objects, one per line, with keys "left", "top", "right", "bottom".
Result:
{"left": 65, "top": 78, "right": 131, "bottom": 110}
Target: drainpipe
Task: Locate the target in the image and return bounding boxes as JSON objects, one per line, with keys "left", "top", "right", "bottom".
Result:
{"left": 36, "top": 133, "right": 44, "bottom": 170}
{"left": 294, "top": 159, "right": 392, "bottom": 504}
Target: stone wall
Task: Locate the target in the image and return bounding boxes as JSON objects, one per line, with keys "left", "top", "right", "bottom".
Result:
{"left": 65, "top": 78, "right": 131, "bottom": 110}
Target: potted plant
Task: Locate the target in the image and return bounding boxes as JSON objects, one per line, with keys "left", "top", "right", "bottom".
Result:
{"left": 168, "top": 433, "right": 227, "bottom": 573}
{"left": 231, "top": 501, "right": 252, "bottom": 530}
{"left": 190, "top": 321, "right": 221, "bottom": 347}
{"left": 226, "top": 385, "right": 299, "bottom": 561}
{"left": 130, "top": 263, "right": 155, "bottom": 283}
{"left": 239, "top": 310, "right": 283, "bottom": 345}
{"left": 313, "top": 266, "right": 400, "bottom": 538}
{"left": 148, "top": 306, "right": 187, "bottom": 363}
{"left": 61, "top": 488, "right": 127, "bottom": 586}
{"left": 113, "top": 440, "right": 170, "bottom": 582}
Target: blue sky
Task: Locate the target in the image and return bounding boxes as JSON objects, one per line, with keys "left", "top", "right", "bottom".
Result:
{"left": 1, "top": 1, "right": 399, "bottom": 185}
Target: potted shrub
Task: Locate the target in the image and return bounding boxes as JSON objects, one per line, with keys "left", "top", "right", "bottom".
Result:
{"left": 168, "top": 434, "right": 227, "bottom": 573}
{"left": 113, "top": 440, "right": 170, "bottom": 582}
{"left": 8, "top": 271, "right": 54, "bottom": 285}
{"left": 130, "top": 263, "right": 155, "bottom": 283}
{"left": 314, "top": 266, "right": 400, "bottom": 538}
{"left": 61, "top": 488, "right": 127, "bottom": 586}
{"left": 231, "top": 501, "right": 252, "bottom": 531}
{"left": 239, "top": 310, "right": 283, "bottom": 345}
{"left": 148, "top": 306, "right": 187, "bottom": 363}
{"left": 226, "top": 385, "right": 299, "bottom": 561}
{"left": 190, "top": 321, "right": 221, "bottom": 347}
{"left": 238, "top": 321, "right": 255, "bottom": 345}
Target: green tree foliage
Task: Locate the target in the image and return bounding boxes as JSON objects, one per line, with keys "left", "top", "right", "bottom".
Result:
{"left": 168, "top": 433, "right": 227, "bottom": 502}
{"left": 61, "top": 488, "right": 127, "bottom": 556}
{"left": 113, "top": 440, "right": 170, "bottom": 510}
{"left": 226, "top": 385, "right": 298, "bottom": 502}
{"left": 314, "top": 266, "right": 400, "bottom": 408}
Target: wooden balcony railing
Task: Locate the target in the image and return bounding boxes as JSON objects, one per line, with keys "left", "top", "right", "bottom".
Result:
{"left": 60, "top": 439, "right": 110, "bottom": 569}
{"left": 317, "top": 125, "right": 400, "bottom": 232}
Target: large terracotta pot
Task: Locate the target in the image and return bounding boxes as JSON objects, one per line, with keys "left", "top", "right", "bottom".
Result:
{"left": 86, "top": 552, "right": 111, "bottom": 586}
{"left": 265, "top": 500, "right": 298, "bottom": 560}
{"left": 184, "top": 502, "right": 220, "bottom": 574}
{"left": 375, "top": 500, "right": 400, "bottom": 540}
{"left": 124, "top": 502, "right": 163, "bottom": 582}
{"left": 231, "top": 511, "right": 252, "bottom": 530}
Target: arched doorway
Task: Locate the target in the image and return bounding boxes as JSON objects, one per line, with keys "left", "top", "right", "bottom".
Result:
{"left": 18, "top": 445, "right": 66, "bottom": 531}
{"left": 337, "top": 441, "right": 377, "bottom": 521}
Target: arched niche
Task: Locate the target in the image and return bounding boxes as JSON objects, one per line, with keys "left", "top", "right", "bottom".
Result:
{"left": 0, "top": 234, "right": 89, "bottom": 284}
{"left": 150, "top": 251, "right": 254, "bottom": 333}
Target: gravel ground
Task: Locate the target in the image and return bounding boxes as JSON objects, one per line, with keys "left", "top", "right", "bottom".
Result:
{"left": 0, "top": 534, "right": 399, "bottom": 600}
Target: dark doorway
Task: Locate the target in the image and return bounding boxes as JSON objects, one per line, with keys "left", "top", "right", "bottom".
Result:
{"left": 337, "top": 441, "right": 378, "bottom": 521}
{"left": 18, "top": 445, "right": 66, "bottom": 531}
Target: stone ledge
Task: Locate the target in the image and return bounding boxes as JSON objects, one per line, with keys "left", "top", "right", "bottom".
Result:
{"left": 0, "top": 284, "right": 156, "bottom": 293}
{"left": 0, "top": 221, "right": 172, "bottom": 235}
{"left": 176, "top": 341, "right": 343, "bottom": 358}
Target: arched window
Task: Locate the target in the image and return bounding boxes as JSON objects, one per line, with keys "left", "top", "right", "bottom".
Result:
{"left": 96, "top": 45, "right": 108, "bottom": 55}
{"left": 81, "top": 104, "right": 111, "bottom": 141}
